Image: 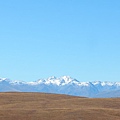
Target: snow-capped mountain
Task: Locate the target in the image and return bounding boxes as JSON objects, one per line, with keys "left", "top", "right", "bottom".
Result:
{"left": 29, "top": 76, "right": 80, "bottom": 86}
{"left": 0, "top": 76, "right": 120, "bottom": 98}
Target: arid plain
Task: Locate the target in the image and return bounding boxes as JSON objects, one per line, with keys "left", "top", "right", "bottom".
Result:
{"left": 0, "top": 92, "right": 120, "bottom": 120}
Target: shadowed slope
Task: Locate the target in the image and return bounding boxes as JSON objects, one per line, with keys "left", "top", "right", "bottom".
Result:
{"left": 0, "top": 92, "right": 120, "bottom": 120}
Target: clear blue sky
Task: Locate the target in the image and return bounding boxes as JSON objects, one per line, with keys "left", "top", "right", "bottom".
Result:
{"left": 0, "top": 0, "right": 120, "bottom": 82}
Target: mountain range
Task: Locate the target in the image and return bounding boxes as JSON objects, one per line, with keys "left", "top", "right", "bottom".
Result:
{"left": 0, "top": 76, "right": 120, "bottom": 98}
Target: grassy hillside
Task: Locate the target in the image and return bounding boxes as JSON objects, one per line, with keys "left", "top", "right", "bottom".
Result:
{"left": 0, "top": 92, "right": 120, "bottom": 120}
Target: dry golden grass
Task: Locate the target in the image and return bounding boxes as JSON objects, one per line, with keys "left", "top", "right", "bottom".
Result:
{"left": 0, "top": 92, "right": 120, "bottom": 120}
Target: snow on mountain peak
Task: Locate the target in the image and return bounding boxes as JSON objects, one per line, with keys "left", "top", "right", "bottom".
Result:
{"left": 92, "top": 81, "right": 120, "bottom": 87}
{"left": 10, "top": 80, "right": 26, "bottom": 85}
{"left": 44, "top": 76, "right": 76, "bottom": 86}
{"left": 59, "top": 76, "right": 80, "bottom": 85}
{"left": 29, "top": 76, "right": 79, "bottom": 86}
{"left": 45, "top": 77, "right": 60, "bottom": 85}
{"left": 115, "top": 82, "right": 120, "bottom": 86}
{"left": 48, "top": 76, "right": 57, "bottom": 80}
{"left": 0, "top": 78, "right": 10, "bottom": 82}
{"left": 60, "top": 76, "right": 73, "bottom": 84}
{"left": 78, "top": 82, "right": 90, "bottom": 86}
{"left": 92, "top": 81, "right": 102, "bottom": 85}
{"left": 0, "top": 78, "right": 7, "bottom": 80}
{"left": 101, "top": 82, "right": 114, "bottom": 86}
{"left": 0, "top": 76, "right": 120, "bottom": 88}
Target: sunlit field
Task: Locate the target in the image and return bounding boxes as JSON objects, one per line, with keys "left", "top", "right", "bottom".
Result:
{"left": 0, "top": 92, "right": 120, "bottom": 120}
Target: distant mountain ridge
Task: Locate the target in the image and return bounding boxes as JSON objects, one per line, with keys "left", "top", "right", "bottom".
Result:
{"left": 0, "top": 76, "right": 120, "bottom": 98}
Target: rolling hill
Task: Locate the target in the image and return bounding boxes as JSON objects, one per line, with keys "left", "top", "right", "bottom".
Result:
{"left": 0, "top": 92, "right": 120, "bottom": 120}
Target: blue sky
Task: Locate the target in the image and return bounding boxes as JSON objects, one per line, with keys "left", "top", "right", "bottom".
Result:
{"left": 0, "top": 0, "right": 120, "bottom": 82}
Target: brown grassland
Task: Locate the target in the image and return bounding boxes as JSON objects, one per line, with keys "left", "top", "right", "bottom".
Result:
{"left": 0, "top": 92, "right": 120, "bottom": 120}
